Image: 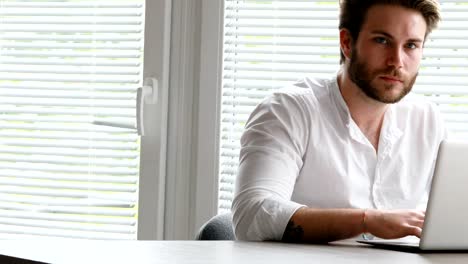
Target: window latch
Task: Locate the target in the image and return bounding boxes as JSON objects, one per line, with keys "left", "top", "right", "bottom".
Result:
{"left": 91, "top": 77, "right": 159, "bottom": 136}
{"left": 137, "top": 77, "right": 159, "bottom": 135}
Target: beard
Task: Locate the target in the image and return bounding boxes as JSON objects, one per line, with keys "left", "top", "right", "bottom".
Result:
{"left": 347, "top": 47, "right": 417, "bottom": 104}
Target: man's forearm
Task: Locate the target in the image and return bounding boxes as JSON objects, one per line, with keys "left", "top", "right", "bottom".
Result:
{"left": 281, "top": 207, "right": 365, "bottom": 243}
{"left": 282, "top": 207, "right": 425, "bottom": 243}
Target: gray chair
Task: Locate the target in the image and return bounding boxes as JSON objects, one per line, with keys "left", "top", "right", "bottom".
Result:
{"left": 195, "top": 213, "right": 235, "bottom": 240}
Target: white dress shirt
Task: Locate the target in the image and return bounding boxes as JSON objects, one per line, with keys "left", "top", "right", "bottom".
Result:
{"left": 232, "top": 75, "right": 447, "bottom": 241}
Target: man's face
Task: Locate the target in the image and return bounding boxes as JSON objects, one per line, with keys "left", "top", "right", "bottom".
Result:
{"left": 347, "top": 4, "right": 427, "bottom": 104}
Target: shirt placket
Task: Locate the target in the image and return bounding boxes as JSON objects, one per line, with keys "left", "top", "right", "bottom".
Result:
{"left": 347, "top": 121, "right": 378, "bottom": 208}
{"left": 372, "top": 114, "right": 403, "bottom": 209}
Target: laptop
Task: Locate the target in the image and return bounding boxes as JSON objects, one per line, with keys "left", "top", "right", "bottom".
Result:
{"left": 357, "top": 139, "right": 468, "bottom": 251}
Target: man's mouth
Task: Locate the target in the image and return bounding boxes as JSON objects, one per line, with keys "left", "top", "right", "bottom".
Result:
{"left": 380, "top": 76, "right": 403, "bottom": 83}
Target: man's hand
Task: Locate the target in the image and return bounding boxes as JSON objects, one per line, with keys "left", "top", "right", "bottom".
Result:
{"left": 364, "top": 209, "right": 425, "bottom": 239}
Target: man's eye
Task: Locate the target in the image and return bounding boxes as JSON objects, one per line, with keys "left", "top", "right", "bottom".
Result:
{"left": 406, "top": 43, "right": 417, "bottom": 49}
{"left": 375, "top": 37, "right": 387, "bottom": 44}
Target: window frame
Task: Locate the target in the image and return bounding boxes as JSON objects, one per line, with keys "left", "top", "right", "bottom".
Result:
{"left": 137, "top": 0, "right": 171, "bottom": 240}
{"left": 192, "top": 0, "right": 225, "bottom": 234}
{"left": 140, "top": 0, "right": 225, "bottom": 240}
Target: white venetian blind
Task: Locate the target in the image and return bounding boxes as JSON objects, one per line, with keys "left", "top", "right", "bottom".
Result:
{"left": 219, "top": 0, "right": 468, "bottom": 213}
{"left": 0, "top": 1, "right": 144, "bottom": 239}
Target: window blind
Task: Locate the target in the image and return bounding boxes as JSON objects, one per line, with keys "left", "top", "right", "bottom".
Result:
{"left": 219, "top": 0, "right": 468, "bottom": 213}
{"left": 0, "top": 1, "right": 144, "bottom": 239}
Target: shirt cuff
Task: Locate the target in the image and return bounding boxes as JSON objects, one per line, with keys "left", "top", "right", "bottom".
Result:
{"left": 246, "top": 197, "right": 306, "bottom": 241}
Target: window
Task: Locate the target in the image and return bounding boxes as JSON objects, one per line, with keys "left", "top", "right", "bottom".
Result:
{"left": 218, "top": 0, "right": 468, "bottom": 213}
{"left": 0, "top": 0, "right": 148, "bottom": 239}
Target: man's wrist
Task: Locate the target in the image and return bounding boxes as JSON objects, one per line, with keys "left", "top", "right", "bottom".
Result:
{"left": 361, "top": 209, "right": 375, "bottom": 240}
{"left": 362, "top": 209, "right": 368, "bottom": 233}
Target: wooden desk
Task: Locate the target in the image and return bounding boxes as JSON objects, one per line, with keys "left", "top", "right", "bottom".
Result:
{"left": 0, "top": 239, "right": 467, "bottom": 264}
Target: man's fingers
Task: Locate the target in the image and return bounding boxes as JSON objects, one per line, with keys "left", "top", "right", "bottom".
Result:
{"left": 407, "top": 226, "right": 422, "bottom": 238}
{"left": 403, "top": 225, "right": 422, "bottom": 237}
{"left": 409, "top": 219, "right": 424, "bottom": 229}
{"left": 409, "top": 211, "right": 425, "bottom": 219}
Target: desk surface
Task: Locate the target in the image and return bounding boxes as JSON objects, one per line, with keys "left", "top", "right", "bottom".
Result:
{"left": 0, "top": 239, "right": 467, "bottom": 264}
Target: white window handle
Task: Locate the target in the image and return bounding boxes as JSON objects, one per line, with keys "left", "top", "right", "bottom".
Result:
{"left": 92, "top": 77, "right": 158, "bottom": 136}
{"left": 137, "top": 77, "right": 158, "bottom": 136}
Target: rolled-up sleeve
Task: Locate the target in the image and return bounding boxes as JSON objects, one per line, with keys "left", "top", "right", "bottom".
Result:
{"left": 232, "top": 90, "right": 311, "bottom": 241}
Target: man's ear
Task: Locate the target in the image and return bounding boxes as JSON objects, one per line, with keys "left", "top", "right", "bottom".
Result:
{"left": 340, "top": 29, "right": 353, "bottom": 60}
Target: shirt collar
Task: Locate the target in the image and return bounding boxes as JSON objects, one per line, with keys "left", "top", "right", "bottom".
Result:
{"left": 329, "top": 75, "right": 352, "bottom": 126}
{"left": 328, "top": 75, "right": 403, "bottom": 156}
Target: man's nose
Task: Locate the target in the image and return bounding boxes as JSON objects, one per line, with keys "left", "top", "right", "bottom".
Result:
{"left": 387, "top": 47, "right": 404, "bottom": 69}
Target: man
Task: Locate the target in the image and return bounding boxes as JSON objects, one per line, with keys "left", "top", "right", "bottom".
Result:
{"left": 232, "top": 0, "right": 446, "bottom": 243}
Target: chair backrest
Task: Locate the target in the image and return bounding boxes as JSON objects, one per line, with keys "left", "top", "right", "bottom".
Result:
{"left": 195, "top": 213, "right": 235, "bottom": 240}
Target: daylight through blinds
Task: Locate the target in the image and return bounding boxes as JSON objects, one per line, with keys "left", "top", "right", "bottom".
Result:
{"left": 0, "top": 1, "right": 144, "bottom": 239}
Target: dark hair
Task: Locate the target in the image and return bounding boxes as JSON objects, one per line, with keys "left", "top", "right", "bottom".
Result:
{"left": 338, "top": 0, "right": 441, "bottom": 64}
